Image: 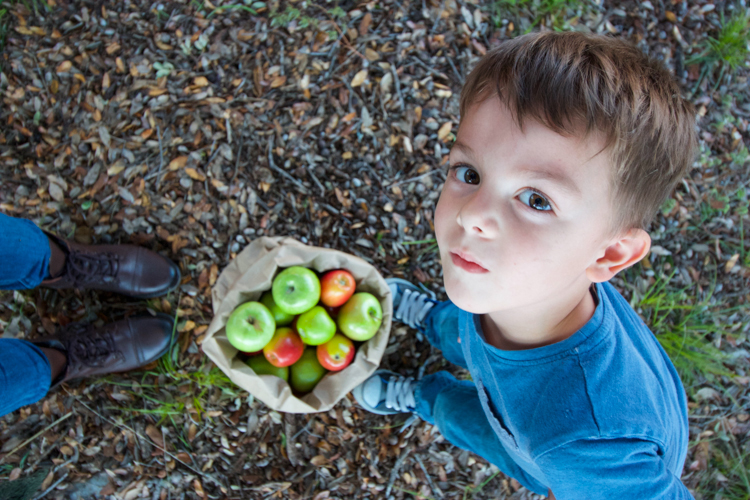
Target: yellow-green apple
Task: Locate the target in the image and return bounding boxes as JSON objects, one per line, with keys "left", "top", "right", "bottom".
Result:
{"left": 290, "top": 347, "right": 327, "bottom": 393}
{"left": 296, "top": 305, "right": 336, "bottom": 345}
{"left": 320, "top": 269, "right": 356, "bottom": 307}
{"left": 272, "top": 266, "right": 321, "bottom": 315}
{"left": 260, "top": 291, "right": 295, "bottom": 326}
{"left": 338, "top": 292, "right": 382, "bottom": 341}
{"left": 263, "top": 327, "right": 304, "bottom": 367}
{"left": 226, "top": 301, "right": 276, "bottom": 352}
{"left": 317, "top": 333, "right": 355, "bottom": 371}
{"left": 246, "top": 355, "right": 289, "bottom": 381}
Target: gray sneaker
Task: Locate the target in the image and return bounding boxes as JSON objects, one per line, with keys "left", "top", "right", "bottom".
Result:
{"left": 353, "top": 369, "right": 418, "bottom": 415}
{"left": 386, "top": 277, "right": 437, "bottom": 331}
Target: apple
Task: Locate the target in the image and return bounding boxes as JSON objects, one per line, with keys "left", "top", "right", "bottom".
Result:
{"left": 263, "top": 327, "right": 304, "bottom": 367}
{"left": 260, "top": 291, "right": 295, "bottom": 326}
{"left": 272, "top": 266, "right": 321, "bottom": 315}
{"left": 317, "top": 333, "right": 355, "bottom": 371}
{"left": 338, "top": 292, "right": 382, "bottom": 341}
{"left": 246, "top": 355, "right": 289, "bottom": 381}
{"left": 225, "top": 301, "right": 276, "bottom": 352}
{"left": 320, "top": 269, "right": 356, "bottom": 307}
{"left": 290, "top": 347, "right": 327, "bottom": 393}
{"left": 296, "top": 305, "right": 337, "bottom": 345}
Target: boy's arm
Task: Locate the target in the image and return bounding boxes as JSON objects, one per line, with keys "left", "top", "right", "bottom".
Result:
{"left": 536, "top": 437, "right": 694, "bottom": 500}
{"left": 420, "top": 301, "right": 468, "bottom": 369}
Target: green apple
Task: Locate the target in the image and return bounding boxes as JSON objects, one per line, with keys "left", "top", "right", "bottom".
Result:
{"left": 260, "top": 291, "right": 295, "bottom": 326}
{"left": 272, "top": 266, "right": 321, "bottom": 315}
{"left": 338, "top": 292, "right": 383, "bottom": 341}
{"left": 246, "top": 355, "right": 289, "bottom": 381}
{"left": 296, "top": 305, "right": 336, "bottom": 345}
{"left": 290, "top": 347, "right": 327, "bottom": 393}
{"left": 225, "top": 301, "right": 276, "bottom": 352}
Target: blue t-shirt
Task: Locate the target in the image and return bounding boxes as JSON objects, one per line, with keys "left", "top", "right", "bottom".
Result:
{"left": 458, "top": 281, "right": 692, "bottom": 499}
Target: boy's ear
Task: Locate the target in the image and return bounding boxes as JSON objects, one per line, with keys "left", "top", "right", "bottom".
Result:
{"left": 586, "top": 228, "right": 651, "bottom": 283}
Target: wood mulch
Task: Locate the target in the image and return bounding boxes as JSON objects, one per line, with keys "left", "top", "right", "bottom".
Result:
{"left": 1, "top": 0, "right": 748, "bottom": 498}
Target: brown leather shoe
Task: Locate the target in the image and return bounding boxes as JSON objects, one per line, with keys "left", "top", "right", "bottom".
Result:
{"left": 32, "top": 314, "right": 174, "bottom": 388}
{"left": 41, "top": 233, "right": 181, "bottom": 299}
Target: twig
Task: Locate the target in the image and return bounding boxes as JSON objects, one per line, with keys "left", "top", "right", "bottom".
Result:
{"left": 386, "top": 169, "right": 442, "bottom": 188}
{"left": 156, "top": 124, "right": 165, "bottom": 188}
{"left": 307, "top": 165, "right": 326, "bottom": 197}
{"left": 74, "top": 400, "right": 224, "bottom": 489}
{"left": 230, "top": 139, "right": 244, "bottom": 191}
{"left": 431, "top": 0, "right": 447, "bottom": 34}
{"left": 385, "top": 445, "right": 413, "bottom": 497}
{"left": 446, "top": 53, "right": 462, "bottom": 84}
{"left": 283, "top": 413, "right": 300, "bottom": 467}
{"left": 0, "top": 411, "right": 73, "bottom": 465}
{"left": 391, "top": 64, "right": 405, "bottom": 112}
{"left": 415, "top": 454, "right": 444, "bottom": 498}
{"left": 267, "top": 136, "right": 309, "bottom": 194}
{"left": 32, "top": 472, "right": 68, "bottom": 500}
{"left": 413, "top": 57, "right": 450, "bottom": 81}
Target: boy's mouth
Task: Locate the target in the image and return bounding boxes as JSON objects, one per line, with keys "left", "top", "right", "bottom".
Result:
{"left": 450, "top": 251, "right": 489, "bottom": 274}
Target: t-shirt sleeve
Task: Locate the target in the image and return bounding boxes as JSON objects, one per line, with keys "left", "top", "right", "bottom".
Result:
{"left": 535, "top": 437, "right": 694, "bottom": 500}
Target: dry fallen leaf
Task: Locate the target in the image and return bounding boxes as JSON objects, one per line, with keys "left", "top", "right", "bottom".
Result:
{"left": 56, "top": 60, "right": 72, "bottom": 73}
{"left": 270, "top": 75, "right": 287, "bottom": 88}
{"left": 168, "top": 156, "right": 188, "bottom": 171}
{"left": 185, "top": 168, "right": 206, "bottom": 181}
{"left": 437, "top": 122, "right": 452, "bottom": 141}
{"left": 351, "top": 69, "right": 368, "bottom": 87}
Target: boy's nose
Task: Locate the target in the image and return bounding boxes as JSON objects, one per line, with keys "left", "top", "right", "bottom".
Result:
{"left": 456, "top": 201, "right": 499, "bottom": 238}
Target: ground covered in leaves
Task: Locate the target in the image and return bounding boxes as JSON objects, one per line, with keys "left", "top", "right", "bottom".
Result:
{"left": 1, "top": 0, "right": 749, "bottom": 498}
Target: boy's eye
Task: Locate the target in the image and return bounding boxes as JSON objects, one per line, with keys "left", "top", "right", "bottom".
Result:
{"left": 453, "top": 165, "right": 480, "bottom": 185}
{"left": 518, "top": 189, "right": 552, "bottom": 212}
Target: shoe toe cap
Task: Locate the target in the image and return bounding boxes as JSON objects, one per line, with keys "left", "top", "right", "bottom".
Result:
{"left": 128, "top": 314, "right": 174, "bottom": 364}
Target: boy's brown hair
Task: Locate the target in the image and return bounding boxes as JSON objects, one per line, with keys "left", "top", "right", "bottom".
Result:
{"left": 459, "top": 31, "right": 697, "bottom": 233}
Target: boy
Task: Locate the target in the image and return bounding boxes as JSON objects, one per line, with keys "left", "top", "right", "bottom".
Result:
{"left": 353, "top": 31, "right": 697, "bottom": 499}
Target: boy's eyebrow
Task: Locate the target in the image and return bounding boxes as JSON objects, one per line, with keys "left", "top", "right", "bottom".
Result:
{"left": 451, "top": 141, "right": 475, "bottom": 160}
{"left": 522, "top": 168, "right": 581, "bottom": 197}
{"left": 451, "top": 142, "right": 582, "bottom": 197}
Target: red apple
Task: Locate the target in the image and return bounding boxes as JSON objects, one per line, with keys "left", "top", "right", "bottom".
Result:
{"left": 320, "top": 269, "right": 356, "bottom": 307}
{"left": 263, "top": 327, "right": 305, "bottom": 367}
{"left": 317, "top": 333, "right": 355, "bottom": 371}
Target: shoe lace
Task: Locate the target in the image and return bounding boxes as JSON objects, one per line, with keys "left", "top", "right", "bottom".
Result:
{"left": 64, "top": 250, "right": 120, "bottom": 286}
{"left": 59, "top": 323, "right": 124, "bottom": 367}
{"left": 384, "top": 374, "right": 417, "bottom": 413}
{"left": 394, "top": 288, "right": 436, "bottom": 329}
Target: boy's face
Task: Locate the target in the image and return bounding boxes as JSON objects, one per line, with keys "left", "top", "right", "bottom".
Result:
{"left": 435, "top": 97, "right": 618, "bottom": 315}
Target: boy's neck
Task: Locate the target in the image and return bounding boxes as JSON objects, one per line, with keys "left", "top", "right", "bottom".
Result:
{"left": 481, "top": 284, "right": 598, "bottom": 351}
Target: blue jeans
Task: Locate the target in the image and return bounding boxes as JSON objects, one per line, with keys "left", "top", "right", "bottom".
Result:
{"left": 413, "top": 301, "right": 547, "bottom": 492}
{"left": 0, "top": 213, "right": 53, "bottom": 417}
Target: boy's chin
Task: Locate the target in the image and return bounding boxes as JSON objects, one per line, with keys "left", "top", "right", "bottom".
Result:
{"left": 443, "top": 280, "right": 496, "bottom": 315}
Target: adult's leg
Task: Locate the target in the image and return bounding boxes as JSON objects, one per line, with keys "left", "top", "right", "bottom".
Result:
{"left": 0, "top": 339, "right": 53, "bottom": 417}
{"left": 0, "top": 213, "right": 52, "bottom": 290}
{"left": 415, "top": 371, "right": 548, "bottom": 495}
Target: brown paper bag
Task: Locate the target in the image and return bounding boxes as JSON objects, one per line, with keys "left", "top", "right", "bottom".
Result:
{"left": 202, "top": 236, "right": 392, "bottom": 413}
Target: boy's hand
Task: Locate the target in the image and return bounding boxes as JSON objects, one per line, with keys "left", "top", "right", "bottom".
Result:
{"left": 548, "top": 490, "right": 556, "bottom": 500}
